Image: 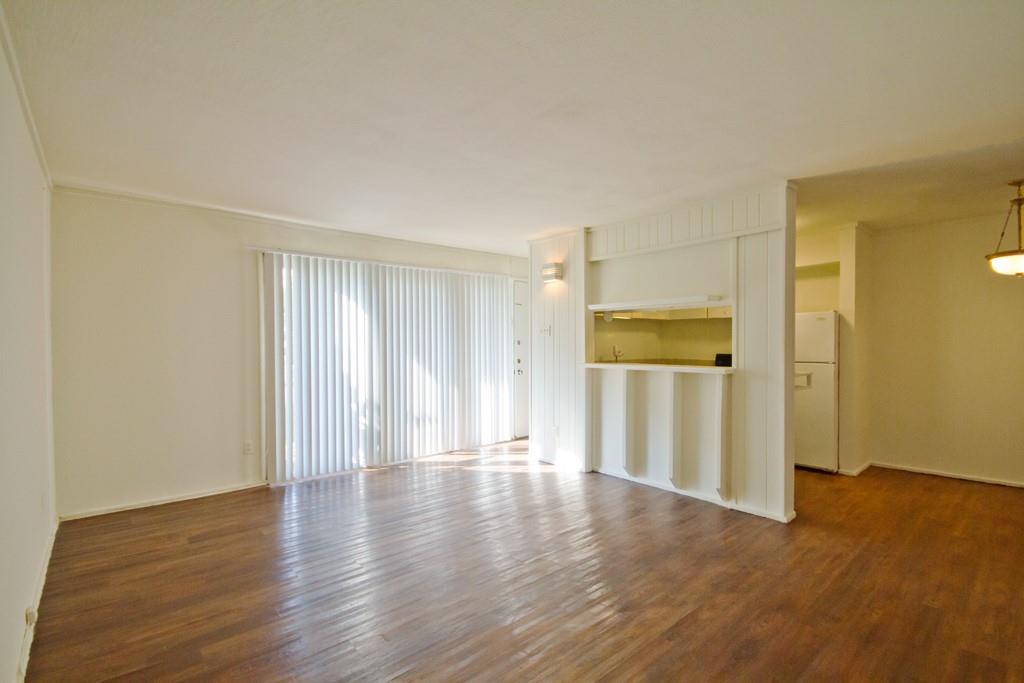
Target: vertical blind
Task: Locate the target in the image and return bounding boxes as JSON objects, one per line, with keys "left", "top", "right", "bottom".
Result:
{"left": 263, "top": 252, "right": 513, "bottom": 482}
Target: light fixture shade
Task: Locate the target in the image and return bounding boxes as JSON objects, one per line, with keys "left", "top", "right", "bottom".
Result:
{"left": 541, "top": 262, "right": 563, "bottom": 282}
{"left": 987, "top": 250, "right": 1024, "bottom": 277}
{"left": 988, "top": 181, "right": 1024, "bottom": 276}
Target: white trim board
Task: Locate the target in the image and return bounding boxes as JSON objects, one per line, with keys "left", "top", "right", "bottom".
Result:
{"left": 587, "top": 295, "right": 725, "bottom": 311}
{"left": 731, "top": 502, "right": 796, "bottom": 524}
{"left": 812, "top": 460, "right": 1023, "bottom": 487}
{"left": 838, "top": 461, "right": 872, "bottom": 477}
{"left": 17, "top": 521, "right": 57, "bottom": 682}
{"left": 870, "top": 462, "right": 1024, "bottom": 489}
{"left": 59, "top": 482, "right": 268, "bottom": 521}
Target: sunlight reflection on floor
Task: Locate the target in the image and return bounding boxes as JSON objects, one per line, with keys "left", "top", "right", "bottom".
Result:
{"left": 417, "top": 452, "right": 485, "bottom": 463}
{"left": 415, "top": 439, "right": 555, "bottom": 472}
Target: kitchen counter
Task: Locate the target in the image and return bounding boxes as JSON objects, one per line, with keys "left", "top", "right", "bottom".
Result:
{"left": 584, "top": 361, "right": 733, "bottom": 374}
{"left": 595, "top": 357, "right": 715, "bottom": 366}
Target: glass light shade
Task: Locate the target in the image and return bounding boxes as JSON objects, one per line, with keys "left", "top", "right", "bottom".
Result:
{"left": 541, "top": 262, "right": 563, "bottom": 282}
{"left": 987, "top": 250, "right": 1024, "bottom": 277}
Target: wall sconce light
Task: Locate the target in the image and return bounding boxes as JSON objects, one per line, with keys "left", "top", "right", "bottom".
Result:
{"left": 541, "top": 262, "right": 563, "bottom": 283}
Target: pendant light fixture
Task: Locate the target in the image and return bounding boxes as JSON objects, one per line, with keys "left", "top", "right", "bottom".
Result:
{"left": 986, "top": 180, "right": 1024, "bottom": 277}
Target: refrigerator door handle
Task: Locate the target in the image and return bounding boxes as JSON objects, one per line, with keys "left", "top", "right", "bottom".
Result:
{"left": 794, "top": 370, "right": 812, "bottom": 389}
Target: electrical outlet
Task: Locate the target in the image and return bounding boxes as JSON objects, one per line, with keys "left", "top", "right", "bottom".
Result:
{"left": 243, "top": 441, "right": 255, "bottom": 456}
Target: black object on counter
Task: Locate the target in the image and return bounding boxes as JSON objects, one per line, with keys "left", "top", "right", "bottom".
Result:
{"left": 714, "top": 353, "right": 732, "bottom": 367}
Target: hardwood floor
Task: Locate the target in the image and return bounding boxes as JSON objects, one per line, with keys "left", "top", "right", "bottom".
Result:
{"left": 29, "top": 441, "right": 1024, "bottom": 681}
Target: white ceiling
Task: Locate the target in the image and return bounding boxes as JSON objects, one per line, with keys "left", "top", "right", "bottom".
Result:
{"left": 796, "top": 139, "right": 1024, "bottom": 232}
{"left": 6, "top": 1, "right": 1024, "bottom": 255}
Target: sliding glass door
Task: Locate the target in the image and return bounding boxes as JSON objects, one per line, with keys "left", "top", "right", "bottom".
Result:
{"left": 262, "top": 253, "right": 513, "bottom": 482}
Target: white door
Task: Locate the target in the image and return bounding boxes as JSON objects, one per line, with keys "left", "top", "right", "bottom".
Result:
{"left": 513, "top": 280, "right": 530, "bottom": 438}
{"left": 794, "top": 362, "right": 838, "bottom": 471}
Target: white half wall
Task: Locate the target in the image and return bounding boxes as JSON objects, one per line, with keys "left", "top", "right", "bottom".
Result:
{"left": 51, "top": 188, "right": 527, "bottom": 518}
{"left": 532, "top": 183, "right": 795, "bottom": 521}
{"left": 0, "top": 18, "right": 55, "bottom": 680}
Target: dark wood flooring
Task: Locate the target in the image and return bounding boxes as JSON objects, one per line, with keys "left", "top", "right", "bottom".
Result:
{"left": 29, "top": 441, "right": 1024, "bottom": 681}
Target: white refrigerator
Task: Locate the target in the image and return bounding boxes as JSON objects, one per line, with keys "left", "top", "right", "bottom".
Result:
{"left": 794, "top": 311, "right": 838, "bottom": 472}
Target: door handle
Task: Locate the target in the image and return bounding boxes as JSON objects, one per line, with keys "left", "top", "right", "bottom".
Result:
{"left": 794, "top": 371, "right": 812, "bottom": 389}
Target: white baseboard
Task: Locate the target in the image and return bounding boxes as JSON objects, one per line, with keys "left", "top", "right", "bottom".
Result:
{"left": 871, "top": 462, "right": 1024, "bottom": 489}
{"left": 59, "top": 481, "right": 268, "bottom": 521}
{"left": 17, "top": 520, "right": 57, "bottom": 682}
{"left": 838, "top": 461, "right": 872, "bottom": 477}
{"left": 594, "top": 469, "right": 794, "bottom": 524}
{"left": 730, "top": 501, "right": 796, "bottom": 524}
{"left": 602, "top": 470, "right": 728, "bottom": 505}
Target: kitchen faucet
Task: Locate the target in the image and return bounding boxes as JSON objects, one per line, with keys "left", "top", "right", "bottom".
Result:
{"left": 612, "top": 345, "right": 624, "bottom": 362}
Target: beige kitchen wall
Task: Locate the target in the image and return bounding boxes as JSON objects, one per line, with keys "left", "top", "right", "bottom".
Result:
{"left": 592, "top": 317, "right": 731, "bottom": 363}
{"left": 795, "top": 262, "right": 839, "bottom": 313}
{"left": 798, "top": 215, "right": 1024, "bottom": 484}
{"left": 865, "top": 214, "right": 1024, "bottom": 484}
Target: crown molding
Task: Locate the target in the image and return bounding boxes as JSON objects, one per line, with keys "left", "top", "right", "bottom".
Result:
{"left": 52, "top": 181, "right": 529, "bottom": 261}
{"left": 527, "top": 227, "right": 585, "bottom": 244}
{"left": 0, "top": 2, "right": 51, "bottom": 188}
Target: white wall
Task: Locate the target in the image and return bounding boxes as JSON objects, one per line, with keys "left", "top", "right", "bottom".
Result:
{"left": 733, "top": 212, "right": 795, "bottom": 521}
{"left": 528, "top": 230, "right": 587, "bottom": 470}
{"left": 51, "top": 188, "right": 527, "bottom": 518}
{"left": 0, "top": 23, "right": 55, "bottom": 680}
{"left": 591, "top": 238, "right": 733, "bottom": 304}
{"left": 837, "top": 224, "right": 872, "bottom": 475}
{"left": 867, "top": 215, "right": 1024, "bottom": 484}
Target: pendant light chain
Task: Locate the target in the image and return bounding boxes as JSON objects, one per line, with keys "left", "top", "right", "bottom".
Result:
{"left": 992, "top": 202, "right": 1015, "bottom": 253}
